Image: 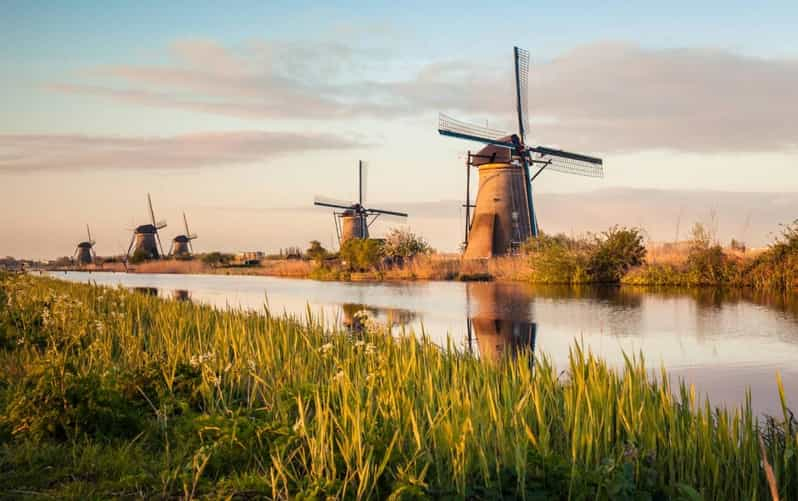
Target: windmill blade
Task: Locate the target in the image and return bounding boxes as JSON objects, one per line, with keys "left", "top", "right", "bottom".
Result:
{"left": 183, "top": 212, "right": 191, "bottom": 236}
{"left": 188, "top": 240, "right": 194, "bottom": 254}
{"left": 155, "top": 232, "right": 165, "bottom": 259}
{"left": 147, "top": 193, "right": 157, "bottom": 226}
{"left": 86, "top": 224, "right": 92, "bottom": 243}
{"left": 314, "top": 195, "right": 355, "bottom": 211}
{"left": 366, "top": 207, "right": 408, "bottom": 218}
{"left": 529, "top": 146, "right": 604, "bottom": 178}
{"left": 514, "top": 46, "right": 530, "bottom": 142}
{"left": 126, "top": 234, "right": 136, "bottom": 257}
{"left": 358, "top": 160, "right": 369, "bottom": 205}
{"left": 438, "top": 113, "right": 515, "bottom": 149}
{"left": 155, "top": 220, "right": 167, "bottom": 230}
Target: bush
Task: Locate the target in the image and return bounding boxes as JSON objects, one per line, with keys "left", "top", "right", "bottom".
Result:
{"left": 685, "top": 223, "right": 734, "bottom": 285}
{"left": 745, "top": 220, "right": 798, "bottom": 290}
{"left": 587, "top": 226, "right": 646, "bottom": 282}
{"left": 305, "top": 240, "right": 328, "bottom": 265}
{"left": 339, "top": 239, "right": 384, "bottom": 272}
{"left": 382, "top": 228, "right": 432, "bottom": 265}
{"left": 201, "top": 252, "right": 234, "bottom": 267}
{"left": 525, "top": 227, "right": 645, "bottom": 284}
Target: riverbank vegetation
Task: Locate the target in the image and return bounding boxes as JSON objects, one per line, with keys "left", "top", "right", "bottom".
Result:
{"left": 1, "top": 274, "right": 796, "bottom": 498}
{"left": 46, "top": 221, "right": 798, "bottom": 291}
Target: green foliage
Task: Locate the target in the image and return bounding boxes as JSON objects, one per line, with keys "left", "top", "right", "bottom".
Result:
{"left": 746, "top": 220, "right": 798, "bottom": 290}
{"left": 200, "top": 252, "right": 233, "bottom": 267}
{"left": 382, "top": 228, "right": 432, "bottom": 264}
{"left": 0, "top": 274, "right": 796, "bottom": 498}
{"left": 684, "top": 223, "right": 733, "bottom": 285}
{"left": 587, "top": 226, "right": 647, "bottom": 283}
{"left": 524, "top": 227, "right": 646, "bottom": 284}
{"left": 339, "top": 238, "right": 385, "bottom": 271}
{"left": 305, "top": 240, "right": 328, "bottom": 265}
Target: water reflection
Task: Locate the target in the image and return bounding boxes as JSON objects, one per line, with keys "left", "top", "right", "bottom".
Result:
{"left": 341, "top": 302, "right": 416, "bottom": 332}
{"left": 133, "top": 286, "right": 158, "bottom": 296}
{"left": 172, "top": 289, "right": 192, "bottom": 302}
{"left": 48, "top": 271, "right": 798, "bottom": 415}
{"left": 466, "top": 282, "right": 536, "bottom": 361}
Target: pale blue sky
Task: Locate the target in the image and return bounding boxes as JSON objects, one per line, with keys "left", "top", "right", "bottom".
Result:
{"left": 1, "top": 2, "right": 797, "bottom": 258}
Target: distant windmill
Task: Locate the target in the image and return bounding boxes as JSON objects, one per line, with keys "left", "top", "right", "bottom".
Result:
{"left": 170, "top": 212, "right": 198, "bottom": 257}
{"left": 314, "top": 160, "right": 408, "bottom": 243}
{"left": 439, "top": 46, "right": 604, "bottom": 258}
{"left": 74, "top": 224, "right": 96, "bottom": 266}
{"left": 127, "top": 193, "right": 167, "bottom": 260}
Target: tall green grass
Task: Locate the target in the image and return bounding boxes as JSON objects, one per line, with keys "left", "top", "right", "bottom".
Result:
{"left": 0, "top": 273, "right": 795, "bottom": 499}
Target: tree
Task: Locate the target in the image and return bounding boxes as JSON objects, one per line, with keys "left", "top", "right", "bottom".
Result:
{"left": 382, "top": 228, "right": 432, "bottom": 265}
{"left": 305, "top": 240, "right": 328, "bottom": 265}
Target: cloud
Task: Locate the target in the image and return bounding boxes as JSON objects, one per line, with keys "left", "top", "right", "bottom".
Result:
{"left": 0, "top": 130, "right": 363, "bottom": 172}
{"left": 50, "top": 39, "right": 798, "bottom": 153}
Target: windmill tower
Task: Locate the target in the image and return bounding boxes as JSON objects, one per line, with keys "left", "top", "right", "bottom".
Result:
{"left": 314, "top": 161, "right": 408, "bottom": 244}
{"left": 170, "top": 212, "right": 198, "bottom": 257}
{"left": 127, "top": 193, "right": 167, "bottom": 260}
{"left": 74, "top": 224, "right": 96, "bottom": 266}
{"left": 439, "top": 47, "right": 604, "bottom": 258}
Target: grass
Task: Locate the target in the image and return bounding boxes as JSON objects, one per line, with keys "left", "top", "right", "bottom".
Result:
{"left": 1, "top": 273, "right": 796, "bottom": 499}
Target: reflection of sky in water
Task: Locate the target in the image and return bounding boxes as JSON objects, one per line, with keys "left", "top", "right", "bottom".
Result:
{"left": 49, "top": 271, "right": 798, "bottom": 416}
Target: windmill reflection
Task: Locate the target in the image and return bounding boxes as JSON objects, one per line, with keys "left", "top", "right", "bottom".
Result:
{"left": 133, "top": 286, "right": 158, "bottom": 296}
{"left": 341, "top": 303, "right": 417, "bottom": 332}
{"left": 466, "top": 282, "right": 537, "bottom": 362}
{"left": 172, "top": 289, "right": 191, "bottom": 302}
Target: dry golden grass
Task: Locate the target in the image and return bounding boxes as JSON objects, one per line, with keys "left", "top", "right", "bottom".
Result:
{"left": 645, "top": 241, "right": 766, "bottom": 267}
{"left": 378, "top": 253, "right": 531, "bottom": 281}
{"left": 134, "top": 259, "right": 209, "bottom": 274}
{"left": 218, "top": 259, "right": 314, "bottom": 278}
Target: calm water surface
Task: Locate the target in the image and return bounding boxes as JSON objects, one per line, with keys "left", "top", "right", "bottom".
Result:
{"left": 48, "top": 271, "right": 798, "bottom": 416}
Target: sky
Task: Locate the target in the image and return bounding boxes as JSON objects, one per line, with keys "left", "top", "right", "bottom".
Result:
{"left": 1, "top": 1, "right": 797, "bottom": 259}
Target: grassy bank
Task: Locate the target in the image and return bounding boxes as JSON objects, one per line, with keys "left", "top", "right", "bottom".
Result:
{"left": 1, "top": 274, "right": 796, "bottom": 498}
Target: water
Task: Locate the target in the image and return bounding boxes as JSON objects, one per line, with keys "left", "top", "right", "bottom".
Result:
{"left": 47, "top": 271, "right": 798, "bottom": 416}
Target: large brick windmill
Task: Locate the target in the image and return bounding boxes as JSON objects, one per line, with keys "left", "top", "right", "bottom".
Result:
{"left": 439, "top": 46, "right": 604, "bottom": 258}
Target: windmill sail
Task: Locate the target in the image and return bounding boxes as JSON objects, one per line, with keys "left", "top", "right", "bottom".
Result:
{"left": 438, "top": 114, "right": 515, "bottom": 148}
{"left": 314, "top": 195, "right": 355, "bottom": 210}
{"left": 367, "top": 207, "right": 408, "bottom": 218}
{"left": 529, "top": 147, "right": 604, "bottom": 178}
{"left": 514, "top": 46, "right": 530, "bottom": 142}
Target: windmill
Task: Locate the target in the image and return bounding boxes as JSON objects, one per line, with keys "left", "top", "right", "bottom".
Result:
{"left": 74, "top": 224, "right": 96, "bottom": 266}
{"left": 439, "top": 46, "right": 604, "bottom": 258}
{"left": 127, "top": 193, "right": 167, "bottom": 260}
{"left": 313, "top": 160, "right": 408, "bottom": 244}
{"left": 170, "top": 212, "right": 198, "bottom": 257}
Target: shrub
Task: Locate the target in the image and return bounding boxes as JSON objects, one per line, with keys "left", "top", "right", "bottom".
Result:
{"left": 201, "top": 252, "right": 234, "bottom": 267}
{"left": 305, "top": 240, "right": 328, "bottom": 265}
{"left": 525, "top": 227, "right": 645, "bottom": 284}
{"left": 745, "top": 220, "right": 798, "bottom": 290}
{"left": 587, "top": 226, "right": 646, "bottom": 282}
{"left": 339, "top": 238, "right": 385, "bottom": 271}
{"left": 382, "top": 228, "right": 432, "bottom": 265}
{"left": 685, "top": 223, "right": 733, "bottom": 285}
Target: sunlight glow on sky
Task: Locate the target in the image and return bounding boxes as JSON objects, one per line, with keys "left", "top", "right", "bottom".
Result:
{"left": 1, "top": 1, "right": 797, "bottom": 259}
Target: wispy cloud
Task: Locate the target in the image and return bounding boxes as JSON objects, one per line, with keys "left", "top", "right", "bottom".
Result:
{"left": 0, "top": 130, "right": 363, "bottom": 172}
{"left": 49, "top": 39, "right": 798, "bottom": 153}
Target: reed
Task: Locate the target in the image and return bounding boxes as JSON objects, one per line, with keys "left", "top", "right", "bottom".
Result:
{"left": 1, "top": 273, "right": 795, "bottom": 499}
